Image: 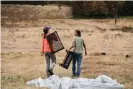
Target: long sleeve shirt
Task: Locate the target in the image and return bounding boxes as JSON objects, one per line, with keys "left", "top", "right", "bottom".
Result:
{"left": 41, "top": 37, "right": 52, "bottom": 53}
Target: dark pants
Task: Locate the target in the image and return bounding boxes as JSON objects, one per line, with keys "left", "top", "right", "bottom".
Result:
{"left": 72, "top": 52, "right": 82, "bottom": 77}
{"left": 44, "top": 52, "right": 56, "bottom": 77}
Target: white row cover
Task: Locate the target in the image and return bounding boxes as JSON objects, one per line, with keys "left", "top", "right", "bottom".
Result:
{"left": 26, "top": 75, "right": 123, "bottom": 89}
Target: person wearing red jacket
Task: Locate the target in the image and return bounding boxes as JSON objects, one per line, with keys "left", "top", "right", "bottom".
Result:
{"left": 41, "top": 26, "right": 56, "bottom": 78}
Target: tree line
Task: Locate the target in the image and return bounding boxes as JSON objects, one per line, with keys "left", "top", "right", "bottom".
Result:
{"left": 2, "top": 1, "right": 133, "bottom": 18}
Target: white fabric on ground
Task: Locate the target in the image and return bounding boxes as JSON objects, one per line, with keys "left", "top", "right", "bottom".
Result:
{"left": 26, "top": 75, "right": 123, "bottom": 89}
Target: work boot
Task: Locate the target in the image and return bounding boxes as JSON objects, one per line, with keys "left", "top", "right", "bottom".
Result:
{"left": 48, "top": 69, "right": 54, "bottom": 76}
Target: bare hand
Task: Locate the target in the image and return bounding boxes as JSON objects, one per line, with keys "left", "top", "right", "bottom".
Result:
{"left": 65, "top": 49, "right": 69, "bottom": 53}
{"left": 41, "top": 52, "right": 44, "bottom": 56}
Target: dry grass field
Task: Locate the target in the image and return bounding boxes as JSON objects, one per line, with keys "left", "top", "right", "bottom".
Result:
{"left": 1, "top": 4, "right": 133, "bottom": 89}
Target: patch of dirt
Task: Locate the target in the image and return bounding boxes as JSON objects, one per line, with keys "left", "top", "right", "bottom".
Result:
{"left": 1, "top": 4, "right": 133, "bottom": 89}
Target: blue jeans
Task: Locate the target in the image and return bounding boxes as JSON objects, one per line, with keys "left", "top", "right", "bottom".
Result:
{"left": 72, "top": 52, "right": 82, "bottom": 77}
